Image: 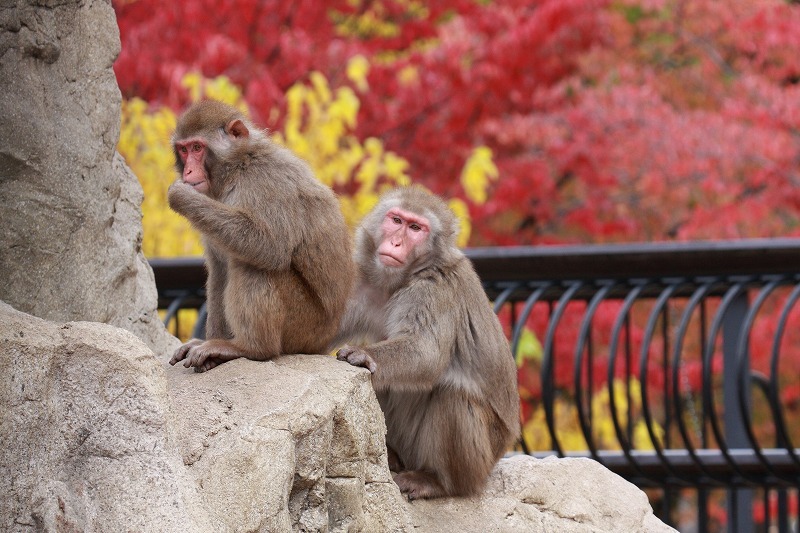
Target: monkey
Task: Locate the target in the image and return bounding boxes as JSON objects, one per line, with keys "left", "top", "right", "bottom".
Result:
{"left": 331, "top": 186, "right": 520, "bottom": 500}
{"left": 166, "top": 99, "right": 354, "bottom": 372}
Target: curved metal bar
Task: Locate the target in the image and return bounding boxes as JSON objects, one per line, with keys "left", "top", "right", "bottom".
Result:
{"left": 735, "top": 278, "right": 784, "bottom": 478}
{"left": 606, "top": 283, "right": 650, "bottom": 479}
{"left": 492, "top": 282, "right": 521, "bottom": 314}
{"left": 511, "top": 282, "right": 553, "bottom": 452}
{"left": 192, "top": 302, "right": 208, "bottom": 340}
{"left": 671, "top": 281, "right": 718, "bottom": 481}
{"left": 767, "top": 280, "right": 800, "bottom": 467}
{"left": 510, "top": 283, "right": 552, "bottom": 359}
{"left": 639, "top": 283, "right": 684, "bottom": 481}
{"left": 574, "top": 283, "right": 616, "bottom": 461}
{"left": 489, "top": 281, "right": 529, "bottom": 453}
{"left": 541, "top": 281, "right": 584, "bottom": 456}
{"left": 701, "top": 282, "right": 748, "bottom": 480}
{"left": 162, "top": 292, "right": 188, "bottom": 328}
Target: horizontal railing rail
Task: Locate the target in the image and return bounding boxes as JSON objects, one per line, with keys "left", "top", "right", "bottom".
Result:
{"left": 150, "top": 238, "right": 800, "bottom": 532}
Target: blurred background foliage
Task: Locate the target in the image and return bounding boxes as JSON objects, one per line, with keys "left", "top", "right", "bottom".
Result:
{"left": 115, "top": 0, "right": 800, "bottom": 251}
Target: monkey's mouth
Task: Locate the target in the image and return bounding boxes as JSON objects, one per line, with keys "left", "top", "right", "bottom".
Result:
{"left": 185, "top": 179, "right": 205, "bottom": 189}
{"left": 379, "top": 253, "right": 404, "bottom": 267}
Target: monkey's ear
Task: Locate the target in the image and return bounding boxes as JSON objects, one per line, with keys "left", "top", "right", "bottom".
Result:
{"left": 226, "top": 119, "right": 250, "bottom": 139}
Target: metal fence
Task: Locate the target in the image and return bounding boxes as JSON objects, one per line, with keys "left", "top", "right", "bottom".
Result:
{"left": 150, "top": 238, "right": 800, "bottom": 533}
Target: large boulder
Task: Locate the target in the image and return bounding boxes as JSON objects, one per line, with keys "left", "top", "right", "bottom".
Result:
{"left": 0, "top": 302, "right": 209, "bottom": 532}
{"left": 1, "top": 303, "right": 675, "bottom": 532}
{"left": 0, "top": 0, "right": 177, "bottom": 356}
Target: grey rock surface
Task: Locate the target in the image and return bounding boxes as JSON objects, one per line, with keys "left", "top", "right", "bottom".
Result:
{"left": 0, "top": 301, "right": 210, "bottom": 532}
{"left": 0, "top": 0, "right": 178, "bottom": 357}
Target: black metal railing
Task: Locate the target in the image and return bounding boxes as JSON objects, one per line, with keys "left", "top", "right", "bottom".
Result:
{"left": 150, "top": 238, "right": 800, "bottom": 533}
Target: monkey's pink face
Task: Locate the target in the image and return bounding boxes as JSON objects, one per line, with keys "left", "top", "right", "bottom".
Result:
{"left": 378, "top": 208, "right": 430, "bottom": 267}
{"left": 175, "top": 138, "right": 210, "bottom": 194}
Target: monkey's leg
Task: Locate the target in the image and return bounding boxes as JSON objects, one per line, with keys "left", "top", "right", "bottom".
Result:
{"left": 387, "top": 445, "right": 404, "bottom": 472}
{"left": 412, "top": 390, "right": 499, "bottom": 498}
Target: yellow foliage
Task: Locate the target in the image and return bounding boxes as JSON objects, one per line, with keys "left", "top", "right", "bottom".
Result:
{"left": 181, "top": 72, "right": 249, "bottom": 112}
{"left": 460, "top": 146, "right": 499, "bottom": 205}
{"left": 332, "top": 0, "right": 430, "bottom": 40}
{"left": 273, "top": 69, "right": 415, "bottom": 228}
{"left": 447, "top": 198, "right": 472, "bottom": 247}
{"left": 397, "top": 65, "right": 419, "bottom": 86}
{"left": 121, "top": 68, "right": 478, "bottom": 271}
{"left": 119, "top": 97, "right": 202, "bottom": 258}
{"left": 522, "top": 377, "right": 664, "bottom": 452}
{"left": 334, "top": 1, "right": 398, "bottom": 39}
{"left": 120, "top": 69, "right": 460, "bottom": 262}
{"left": 346, "top": 55, "right": 370, "bottom": 92}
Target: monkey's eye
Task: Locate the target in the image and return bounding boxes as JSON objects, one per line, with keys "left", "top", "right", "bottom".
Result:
{"left": 409, "top": 223, "right": 422, "bottom": 232}
{"left": 179, "top": 146, "right": 188, "bottom": 154}
{"left": 192, "top": 143, "right": 202, "bottom": 152}
{"left": 392, "top": 216, "right": 402, "bottom": 225}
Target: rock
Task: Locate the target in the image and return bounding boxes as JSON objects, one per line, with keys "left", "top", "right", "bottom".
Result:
{"left": 0, "top": 302, "right": 411, "bottom": 532}
{"left": 0, "top": 302, "right": 210, "bottom": 533}
{"left": 408, "top": 454, "right": 675, "bottom": 533}
{"left": 1, "top": 302, "right": 675, "bottom": 532}
{"left": 165, "top": 349, "right": 410, "bottom": 532}
{"left": 0, "top": 0, "right": 178, "bottom": 357}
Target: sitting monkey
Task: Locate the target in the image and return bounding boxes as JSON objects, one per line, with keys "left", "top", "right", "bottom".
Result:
{"left": 167, "top": 100, "right": 353, "bottom": 372}
{"left": 332, "top": 186, "right": 519, "bottom": 500}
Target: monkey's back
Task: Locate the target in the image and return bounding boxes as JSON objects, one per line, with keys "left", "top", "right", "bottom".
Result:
{"left": 387, "top": 254, "right": 520, "bottom": 445}
{"left": 224, "top": 142, "right": 354, "bottom": 354}
{"left": 446, "top": 256, "right": 520, "bottom": 443}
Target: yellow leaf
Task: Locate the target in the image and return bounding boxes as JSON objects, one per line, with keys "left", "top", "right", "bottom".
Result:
{"left": 447, "top": 198, "right": 471, "bottom": 247}
{"left": 460, "top": 146, "right": 499, "bottom": 205}
{"left": 346, "top": 55, "right": 370, "bottom": 92}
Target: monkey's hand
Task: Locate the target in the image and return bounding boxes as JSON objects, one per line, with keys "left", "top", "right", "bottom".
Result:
{"left": 169, "top": 338, "right": 204, "bottom": 366}
{"left": 336, "top": 345, "right": 378, "bottom": 373}
{"left": 167, "top": 180, "right": 202, "bottom": 215}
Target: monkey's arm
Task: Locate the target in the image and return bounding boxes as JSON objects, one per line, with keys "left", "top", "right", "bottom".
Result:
{"left": 363, "top": 333, "right": 448, "bottom": 391}
{"left": 168, "top": 181, "right": 294, "bottom": 270}
{"left": 337, "top": 285, "right": 453, "bottom": 390}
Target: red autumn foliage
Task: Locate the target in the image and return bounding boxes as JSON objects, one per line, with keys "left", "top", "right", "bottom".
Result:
{"left": 114, "top": 0, "right": 800, "bottom": 246}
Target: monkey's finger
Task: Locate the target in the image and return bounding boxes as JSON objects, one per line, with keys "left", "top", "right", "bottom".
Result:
{"left": 196, "top": 358, "right": 219, "bottom": 373}
{"left": 345, "top": 351, "right": 377, "bottom": 373}
{"left": 336, "top": 346, "right": 354, "bottom": 361}
{"left": 184, "top": 347, "right": 209, "bottom": 368}
{"left": 169, "top": 347, "right": 189, "bottom": 365}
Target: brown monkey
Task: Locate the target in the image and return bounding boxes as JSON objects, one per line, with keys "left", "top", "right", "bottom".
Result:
{"left": 332, "top": 186, "right": 519, "bottom": 499}
{"left": 167, "top": 99, "right": 353, "bottom": 372}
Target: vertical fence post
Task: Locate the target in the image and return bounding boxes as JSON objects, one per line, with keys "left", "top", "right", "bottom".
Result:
{"left": 723, "top": 291, "right": 753, "bottom": 532}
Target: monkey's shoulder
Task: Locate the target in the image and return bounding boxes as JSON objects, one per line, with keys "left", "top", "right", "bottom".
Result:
{"left": 411, "top": 254, "right": 484, "bottom": 292}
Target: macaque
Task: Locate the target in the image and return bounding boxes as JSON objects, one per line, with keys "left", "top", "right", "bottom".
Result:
{"left": 167, "top": 99, "right": 353, "bottom": 372}
{"left": 332, "top": 186, "right": 520, "bottom": 499}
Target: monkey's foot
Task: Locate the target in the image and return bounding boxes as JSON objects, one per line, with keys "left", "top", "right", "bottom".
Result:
{"left": 172, "top": 339, "right": 247, "bottom": 371}
{"left": 336, "top": 345, "right": 378, "bottom": 373}
{"left": 169, "top": 338, "right": 204, "bottom": 366}
{"left": 393, "top": 470, "right": 446, "bottom": 500}
{"left": 194, "top": 357, "right": 222, "bottom": 373}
